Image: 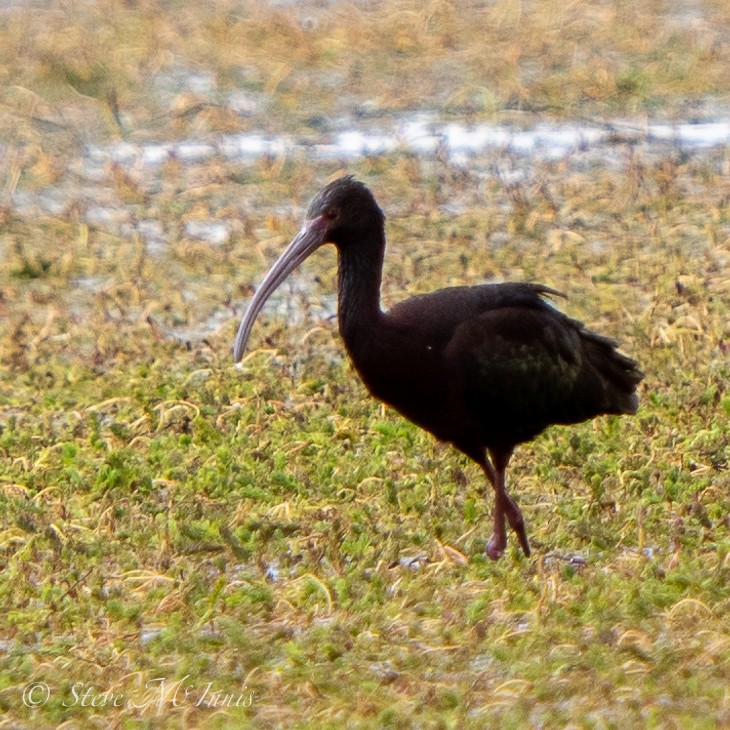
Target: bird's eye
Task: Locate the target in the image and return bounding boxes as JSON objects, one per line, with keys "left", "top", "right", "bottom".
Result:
{"left": 323, "top": 208, "right": 338, "bottom": 221}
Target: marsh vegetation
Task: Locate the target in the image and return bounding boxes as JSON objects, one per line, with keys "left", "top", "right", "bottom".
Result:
{"left": 1, "top": 1, "right": 728, "bottom": 727}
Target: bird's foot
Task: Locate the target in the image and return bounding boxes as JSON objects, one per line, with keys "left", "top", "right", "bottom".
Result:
{"left": 486, "top": 496, "right": 530, "bottom": 560}
{"left": 503, "top": 495, "right": 531, "bottom": 557}
{"left": 486, "top": 497, "right": 507, "bottom": 561}
{"left": 486, "top": 532, "right": 506, "bottom": 561}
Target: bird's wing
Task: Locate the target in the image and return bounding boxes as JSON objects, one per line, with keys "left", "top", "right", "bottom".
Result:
{"left": 386, "top": 282, "right": 565, "bottom": 345}
{"left": 376, "top": 282, "right": 640, "bottom": 447}
{"left": 446, "top": 303, "right": 588, "bottom": 432}
{"left": 383, "top": 284, "right": 583, "bottom": 436}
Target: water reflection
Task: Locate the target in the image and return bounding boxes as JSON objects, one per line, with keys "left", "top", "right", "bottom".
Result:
{"left": 5, "top": 110, "right": 730, "bottom": 257}
{"left": 86, "top": 114, "right": 730, "bottom": 171}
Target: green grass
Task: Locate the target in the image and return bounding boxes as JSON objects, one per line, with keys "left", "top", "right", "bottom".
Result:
{"left": 1, "top": 1, "right": 729, "bottom": 728}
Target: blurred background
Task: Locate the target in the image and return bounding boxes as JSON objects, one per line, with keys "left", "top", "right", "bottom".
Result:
{"left": 2, "top": 2, "right": 729, "bottom": 240}
{"left": 2, "top": 0, "right": 728, "bottom": 346}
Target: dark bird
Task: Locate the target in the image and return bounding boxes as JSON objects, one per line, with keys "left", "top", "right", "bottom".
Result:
{"left": 233, "top": 176, "right": 643, "bottom": 560}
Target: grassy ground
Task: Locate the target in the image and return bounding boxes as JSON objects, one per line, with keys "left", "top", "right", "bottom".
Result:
{"left": 1, "top": 1, "right": 730, "bottom": 728}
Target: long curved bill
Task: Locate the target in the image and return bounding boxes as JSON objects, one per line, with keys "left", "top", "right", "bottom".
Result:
{"left": 233, "top": 215, "right": 328, "bottom": 363}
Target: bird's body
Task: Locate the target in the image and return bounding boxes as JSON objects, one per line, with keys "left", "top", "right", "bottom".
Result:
{"left": 233, "top": 176, "right": 643, "bottom": 559}
{"left": 344, "top": 282, "right": 638, "bottom": 451}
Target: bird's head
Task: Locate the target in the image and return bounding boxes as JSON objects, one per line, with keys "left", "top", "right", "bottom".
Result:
{"left": 233, "top": 176, "right": 384, "bottom": 362}
{"left": 305, "top": 175, "right": 385, "bottom": 248}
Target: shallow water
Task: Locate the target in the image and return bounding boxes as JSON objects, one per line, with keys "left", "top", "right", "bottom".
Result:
{"left": 3, "top": 94, "right": 729, "bottom": 345}
{"left": 85, "top": 114, "right": 730, "bottom": 171}
{"left": 7, "top": 109, "right": 730, "bottom": 252}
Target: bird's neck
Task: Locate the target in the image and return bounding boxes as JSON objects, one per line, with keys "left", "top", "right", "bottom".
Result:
{"left": 336, "top": 232, "right": 385, "bottom": 350}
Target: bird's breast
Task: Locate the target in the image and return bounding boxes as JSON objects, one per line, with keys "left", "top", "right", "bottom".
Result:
{"left": 344, "top": 328, "right": 464, "bottom": 440}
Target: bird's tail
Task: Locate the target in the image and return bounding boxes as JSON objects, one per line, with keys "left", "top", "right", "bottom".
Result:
{"left": 583, "top": 329, "right": 644, "bottom": 415}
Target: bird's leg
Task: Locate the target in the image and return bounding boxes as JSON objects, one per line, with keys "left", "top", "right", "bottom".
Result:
{"left": 475, "top": 455, "right": 506, "bottom": 559}
{"left": 503, "top": 492, "right": 530, "bottom": 557}
{"left": 485, "top": 448, "right": 531, "bottom": 560}
{"left": 456, "top": 443, "right": 530, "bottom": 560}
